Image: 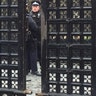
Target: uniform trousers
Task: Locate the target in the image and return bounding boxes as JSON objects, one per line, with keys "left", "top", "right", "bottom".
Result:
{"left": 26, "top": 39, "right": 37, "bottom": 73}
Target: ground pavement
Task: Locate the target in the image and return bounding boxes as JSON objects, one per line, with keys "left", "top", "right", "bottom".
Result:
{"left": 26, "top": 63, "right": 41, "bottom": 96}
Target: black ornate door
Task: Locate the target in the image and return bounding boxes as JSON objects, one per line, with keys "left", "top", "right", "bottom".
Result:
{"left": 42, "top": 0, "right": 96, "bottom": 96}
{"left": 0, "top": 0, "right": 26, "bottom": 96}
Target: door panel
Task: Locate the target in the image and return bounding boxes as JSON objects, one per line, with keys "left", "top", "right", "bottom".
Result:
{"left": 42, "top": 0, "right": 96, "bottom": 96}
{"left": 0, "top": 0, "right": 26, "bottom": 96}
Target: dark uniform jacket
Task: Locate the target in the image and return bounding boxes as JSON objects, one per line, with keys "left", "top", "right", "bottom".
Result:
{"left": 29, "top": 11, "right": 41, "bottom": 41}
{"left": 30, "top": 11, "right": 41, "bottom": 61}
{"left": 27, "top": 11, "right": 40, "bottom": 51}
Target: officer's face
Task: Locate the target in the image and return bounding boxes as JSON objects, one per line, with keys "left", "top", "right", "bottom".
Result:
{"left": 32, "top": 5, "right": 40, "bottom": 12}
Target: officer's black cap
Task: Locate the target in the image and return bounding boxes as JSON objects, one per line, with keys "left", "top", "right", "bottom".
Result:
{"left": 31, "top": 0, "right": 41, "bottom": 6}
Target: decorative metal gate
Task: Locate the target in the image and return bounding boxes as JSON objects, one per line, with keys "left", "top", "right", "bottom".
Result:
{"left": 42, "top": 0, "right": 96, "bottom": 96}
{"left": 0, "top": 0, "right": 26, "bottom": 96}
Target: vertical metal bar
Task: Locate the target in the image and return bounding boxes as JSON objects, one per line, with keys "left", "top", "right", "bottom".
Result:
{"left": 41, "top": 0, "right": 48, "bottom": 93}
{"left": 91, "top": 0, "right": 96, "bottom": 96}
{"left": 18, "top": 0, "right": 26, "bottom": 90}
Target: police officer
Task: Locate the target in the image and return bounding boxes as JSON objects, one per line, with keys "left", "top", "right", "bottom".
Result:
{"left": 30, "top": 0, "right": 41, "bottom": 65}
{"left": 26, "top": 0, "right": 41, "bottom": 76}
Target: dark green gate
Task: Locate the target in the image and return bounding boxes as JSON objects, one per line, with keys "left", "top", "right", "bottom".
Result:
{"left": 0, "top": 0, "right": 26, "bottom": 96}
{"left": 41, "top": 0, "right": 96, "bottom": 96}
